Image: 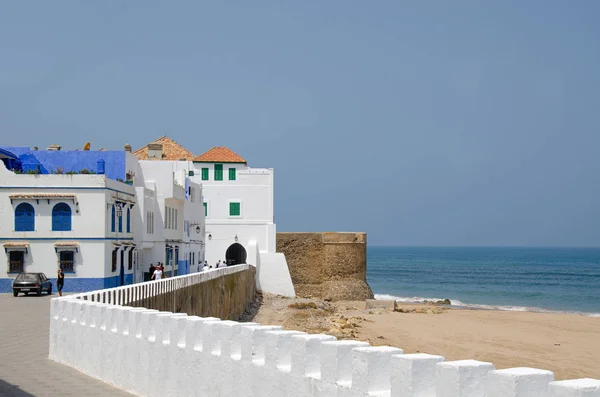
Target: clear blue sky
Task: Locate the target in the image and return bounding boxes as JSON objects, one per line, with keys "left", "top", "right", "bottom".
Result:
{"left": 1, "top": 1, "right": 599, "bottom": 246}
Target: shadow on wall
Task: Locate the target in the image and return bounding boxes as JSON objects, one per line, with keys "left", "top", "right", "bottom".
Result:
{"left": 0, "top": 379, "right": 37, "bottom": 397}
{"left": 239, "top": 291, "right": 264, "bottom": 323}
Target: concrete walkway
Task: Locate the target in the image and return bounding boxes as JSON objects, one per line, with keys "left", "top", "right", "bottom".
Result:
{"left": 0, "top": 294, "right": 131, "bottom": 397}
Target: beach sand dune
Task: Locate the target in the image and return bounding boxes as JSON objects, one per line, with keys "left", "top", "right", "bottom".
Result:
{"left": 246, "top": 294, "right": 600, "bottom": 380}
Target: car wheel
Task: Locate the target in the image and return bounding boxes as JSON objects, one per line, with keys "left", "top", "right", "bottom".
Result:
{"left": 37, "top": 288, "right": 42, "bottom": 296}
{"left": 13, "top": 290, "right": 18, "bottom": 297}
{"left": 48, "top": 286, "right": 52, "bottom": 295}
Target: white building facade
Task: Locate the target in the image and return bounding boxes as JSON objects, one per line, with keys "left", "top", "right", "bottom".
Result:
{"left": 134, "top": 139, "right": 295, "bottom": 297}
{"left": 129, "top": 156, "right": 205, "bottom": 283}
{"left": 0, "top": 165, "right": 138, "bottom": 292}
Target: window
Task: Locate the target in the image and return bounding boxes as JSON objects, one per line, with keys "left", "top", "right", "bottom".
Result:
{"left": 229, "top": 202, "right": 241, "bottom": 216}
{"left": 128, "top": 249, "right": 133, "bottom": 270}
{"left": 112, "top": 250, "right": 117, "bottom": 272}
{"left": 146, "top": 211, "right": 154, "bottom": 234}
{"left": 52, "top": 203, "right": 72, "bottom": 231}
{"left": 126, "top": 208, "right": 131, "bottom": 233}
{"left": 165, "top": 206, "right": 168, "bottom": 228}
{"left": 201, "top": 168, "right": 209, "bottom": 180}
{"left": 175, "top": 209, "right": 178, "bottom": 229}
{"left": 229, "top": 168, "right": 236, "bottom": 181}
{"left": 59, "top": 251, "right": 74, "bottom": 272}
{"left": 15, "top": 203, "right": 35, "bottom": 232}
{"left": 118, "top": 208, "right": 123, "bottom": 233}
{"left": 111, "top": 206, "right": 116, "bottom": 232}
{"left": 214, "top": 164, "right": 223, "bottom": 181}
{"left": 8, "top": 251, "right": 25, "bottom": 273}
{"left": 203, "top": 202, "right": 208, "bottom": 217}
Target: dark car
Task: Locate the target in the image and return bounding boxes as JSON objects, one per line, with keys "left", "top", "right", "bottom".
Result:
{"left": 12, "top": 273, "right": 52, "bottom": 297}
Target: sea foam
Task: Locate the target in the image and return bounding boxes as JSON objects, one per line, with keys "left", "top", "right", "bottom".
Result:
{"left": 374, "top": 293, "right": 600, "bottom": 317}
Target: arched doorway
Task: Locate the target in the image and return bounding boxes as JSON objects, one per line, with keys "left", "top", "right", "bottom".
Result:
{"left": 225, "top": 243, "right": 247, "bottom": 266}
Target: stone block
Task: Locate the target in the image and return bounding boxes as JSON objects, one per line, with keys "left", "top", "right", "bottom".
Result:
{"left": 351, "top": 346, "right": 404, "bottom": 394}
{"left": 549, "top": 379, "right": 600, "bottom": 397}
{"left": 486, "top": 367, "right": 554, "bottom": 397}
{"left": 391, "top": 353, "right": 445, "bottom": 397}
{"left": 365, "top": 299, "right": 397, "bottom": 310}
{"left": 436, "top": 360, "right": 495, "bottom": 397}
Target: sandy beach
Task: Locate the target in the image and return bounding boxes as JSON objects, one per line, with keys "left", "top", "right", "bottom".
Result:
{"left": 245, "top": 294, "right": 600, "bottom": 380}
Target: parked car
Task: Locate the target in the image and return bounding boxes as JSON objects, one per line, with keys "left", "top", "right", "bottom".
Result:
{"left": 12, "top": 273, "right": 52, "bottom": 297}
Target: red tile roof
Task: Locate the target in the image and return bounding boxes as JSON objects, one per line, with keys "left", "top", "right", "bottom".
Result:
{"left": 133, "top": 136, "right": 196, "bottom": 161}
{"left": 54, "top": 242, "right": 79, "bottom": 247}
{"left": 194, "top": 147, "right": 246, "bottom": 163}
{"left": 3, "top": 242, "right": 29, "bottom": 248}
{"left": 9, "top": 193, "right": 76, "bottom": 199}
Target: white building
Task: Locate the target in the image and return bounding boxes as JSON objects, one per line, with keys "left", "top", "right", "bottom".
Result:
{"left": 0, "top": 160, "right": 138, "bottom": 292}
{"left": 127, "top": 153, "right": 205, "bottom": 283}
{"left": 134, "top": 137, "right": 295, "bottom": 296}
{"left": 0, "top": 142, "right": 208, "bottom": 293}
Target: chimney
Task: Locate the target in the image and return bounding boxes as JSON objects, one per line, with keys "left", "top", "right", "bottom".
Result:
{"left": 147, "top": 143, "right": 163, "bottom": 159}
{"left": 47, "top": 144, "right": 61, "bottom": 151}
{"left": 124, "top": 144, "right": 132, "bottom": 153}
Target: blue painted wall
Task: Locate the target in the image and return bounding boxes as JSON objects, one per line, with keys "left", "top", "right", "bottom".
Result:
{"left": 178, "top": 260, "right": 190, "bottom": 276}
{"left": 0, "top": 146, "right": 127, "bottom": 181}
{"left": 0, "top": 276, "right": 132, "bottom": 293}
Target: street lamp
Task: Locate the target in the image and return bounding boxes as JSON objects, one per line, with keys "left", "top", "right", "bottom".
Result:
{"left": 196, "top": 226, "right": 201, "bottom": 234}
{"left": 234, "top": 234, "right": 238, "bottom": 243}
{"left": 208, "top": 233, "right": 212, "bottom": 241}
{"left": 116, "top": 204, "right": 123, "bottom": 218}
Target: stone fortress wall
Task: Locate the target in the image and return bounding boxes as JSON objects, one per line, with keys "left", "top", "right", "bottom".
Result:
{"left": 49, "top": 265, "right": 599, "bottom": 397}
{"left": 276, "top": 232, "right": 374, "bottom": 301}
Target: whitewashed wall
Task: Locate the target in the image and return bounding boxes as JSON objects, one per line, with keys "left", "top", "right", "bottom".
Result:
{"left": 49, "top": 272, "right": 600, "bottom": 397}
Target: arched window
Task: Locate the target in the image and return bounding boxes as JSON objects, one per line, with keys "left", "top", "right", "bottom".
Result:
{"left": 15, "top": 203, "right": 35, "bottom": 231}
{"left": 111, "top": 206, "right": 116, "bottom": 232}
{"left": 126, "top": 207, "right": 131, "bottom": 233}
{"left": 52, "top": 203, "right": 72, "bottom": 231}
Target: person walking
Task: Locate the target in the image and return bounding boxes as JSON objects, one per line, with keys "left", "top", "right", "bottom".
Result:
{"left": 151, "top": 265, "right": 163, "bottom": 280}
{"left": 55, "top": 268, "right": 65, "bottom": 296}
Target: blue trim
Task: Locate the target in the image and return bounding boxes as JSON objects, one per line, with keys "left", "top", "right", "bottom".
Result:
{"left": 0, "top": 237, "right": 134, "bottom": 241}
{"left": 0, "top": 276, "right": 134, "bottom": 293}
{"left": 0, "top": 186, "right": 135, "bottom": 197}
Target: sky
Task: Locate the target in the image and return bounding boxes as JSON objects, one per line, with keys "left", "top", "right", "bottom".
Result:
{"left": 1, "top": 1, "right": 599, "bottom": 247}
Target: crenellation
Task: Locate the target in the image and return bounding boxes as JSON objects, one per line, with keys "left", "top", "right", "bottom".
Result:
{"left": 351, "top": 346, "right": 404, "bottom": 395}
{"left": 48, "top": 269, "right": 600, "bottom": 397}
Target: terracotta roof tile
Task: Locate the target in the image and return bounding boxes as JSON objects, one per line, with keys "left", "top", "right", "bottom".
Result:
{"left": 3, "top": 242, "right": 29, "bottom": 248}
{"left": 54, "top": 242, "right": 79, "bottom": 247}
{"left": 9, "top": 193, "right": 76, "bottom": 199}
{"left": 194, "top": 147, "right": 246, "bottom": 163}
{"left": 133, "top": 136, "right": 196, "bottom": 161}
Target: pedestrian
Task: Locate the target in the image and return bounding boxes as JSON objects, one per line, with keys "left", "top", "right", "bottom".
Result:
{"left": 202, "top": 263, "right": 209, "bottom": 272}
{"left": 151, "top": 265, "right": 163, "bottom": 280}
{"left": 216, "top": 260, "right": 221, "bottom": 268}
{"left": 55, "top": 268, "right": 65, "bottom": 296}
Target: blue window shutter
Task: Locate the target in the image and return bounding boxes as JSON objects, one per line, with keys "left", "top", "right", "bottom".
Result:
{"left": 15, "top": 203, "right": 35, "bottom": 231}
{"left": 127, "top": 208, "right": 131, "bottom": 233}
{"left": 111, "top": 206, "right": 115, "bottom": 232}
{"left": 52, "top": 203, "right": 72, "bottom": 231}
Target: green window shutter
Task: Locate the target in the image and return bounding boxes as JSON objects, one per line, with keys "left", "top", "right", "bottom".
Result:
{"left": 203, "top": 202, "right": 208, "bottom": 217}
{"left": 229, "top": 202, "right": 240, "bottom": 216}
{"left": 229, "top": 168, "right": 236, "bottom": 180}
{"left": 201, "top": 168, "right": 209, "bottom": 180}
{"left": 214, "top": 164, "right": 223, "bottom": 181}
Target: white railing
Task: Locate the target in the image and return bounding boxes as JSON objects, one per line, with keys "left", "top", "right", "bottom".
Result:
{"left": 49, "top": 268, "right": 600, "bottom": 397}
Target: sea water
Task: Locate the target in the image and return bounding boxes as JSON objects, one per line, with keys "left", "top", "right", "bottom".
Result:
{"left": 367, "top": 246, "right": 600, "bottom": 316}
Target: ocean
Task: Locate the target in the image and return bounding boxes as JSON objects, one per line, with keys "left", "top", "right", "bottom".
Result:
{"left": 367, "top": 246, "right": 600, "bottom": 316}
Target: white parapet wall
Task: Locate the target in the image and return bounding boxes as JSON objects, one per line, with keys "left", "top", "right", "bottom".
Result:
{"left": 49, "top": 271, "right": 600, "bottom": 397}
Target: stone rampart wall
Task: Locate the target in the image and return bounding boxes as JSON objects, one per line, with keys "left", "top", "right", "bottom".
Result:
{"left": 129, "top": 266, "right": 255, "bottom": 320}
{"left": 50, "top": 295, "right": 599, "bottom": 396}
{"left": 277, "top": 232, "right": 374, "bottom": 300}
